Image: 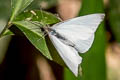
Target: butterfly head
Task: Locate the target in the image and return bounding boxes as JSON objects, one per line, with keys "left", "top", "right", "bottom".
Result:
{"left": 43, "top": 27, "right": 56, "bottom": 35}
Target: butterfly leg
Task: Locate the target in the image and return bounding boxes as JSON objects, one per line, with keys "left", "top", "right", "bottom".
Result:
{"left": 37, "top": 31, "right": 48, "bottom": 42}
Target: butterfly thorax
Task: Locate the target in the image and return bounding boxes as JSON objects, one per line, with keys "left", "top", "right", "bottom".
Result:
{"left": 48, "top": 27, "right": 75, "bottom": 48}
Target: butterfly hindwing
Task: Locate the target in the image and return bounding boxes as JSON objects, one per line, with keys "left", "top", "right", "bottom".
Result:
{"left": 48, "top": 33, "right": 82, "bottom": 76}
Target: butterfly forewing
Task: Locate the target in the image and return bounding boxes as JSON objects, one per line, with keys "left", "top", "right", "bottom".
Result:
{"left": 52, "top": 14, "right": 105, "bottom": 32}
{"left": 51, "top": 13, "right": 105, "bottom": 53}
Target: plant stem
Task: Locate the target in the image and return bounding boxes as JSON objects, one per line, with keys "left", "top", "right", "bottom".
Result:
{"left": 0, "top": 21, "right": 12, "bottom": 37}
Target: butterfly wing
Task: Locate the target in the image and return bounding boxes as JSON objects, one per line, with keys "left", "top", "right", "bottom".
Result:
{"left": 51, "top": 14, "right": 105, "bottom": 53}
{"left": 53, "top": 13, "right": 105, "bottom": 32}
{"left": 48, "top": 33, "right": 82, "bottom": 76}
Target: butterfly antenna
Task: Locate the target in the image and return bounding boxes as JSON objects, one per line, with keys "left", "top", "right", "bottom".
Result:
{"left": 55, "top": 14, "right": 63, "bottom": 21}
{"left": 29, "top": 21, "right": 43, "bottom": 27}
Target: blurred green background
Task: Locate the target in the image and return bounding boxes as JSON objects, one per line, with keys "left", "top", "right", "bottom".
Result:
{"left": 0, "top": 0, "right": 120, "bottom": 80}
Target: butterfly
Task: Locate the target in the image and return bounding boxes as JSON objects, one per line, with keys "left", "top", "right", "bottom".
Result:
{"left": 43, "top": 13, "right": 105, "bottom": 76}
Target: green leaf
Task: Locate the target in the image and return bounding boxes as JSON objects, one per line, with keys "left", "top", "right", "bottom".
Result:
{"left": 14, "top": 9, "right": 65, "bottom": 65}
{"left": 14, "top": 10, "right": 60, "bottom": 25}
{"left": 108, "top": 0, "right": 120, "bottom": 43}
{"left": 0, "top": 0, "right": 11, "bottom": 34}
{"left": 64, "top": 0, "right": 106, "bottom": 79}
{"left": 13, "top": 9, "right": 66, "bottom": 67}
{"left": 0, "top": 0, "right": 11, "bottom": 64}
{"left": 10, "top": 0, "right": 33, "bottom": 22}
{"left": 64, "top": 68, "right": 82, "bottom": 80}
{"left": 78, "top": 0, "right": 106, "bottom": 80}
{"left": 13, "top": 21, "right": 52, "bottom": 60}
{"left": 46, "top": 36, "right": 66, "bottom": 66}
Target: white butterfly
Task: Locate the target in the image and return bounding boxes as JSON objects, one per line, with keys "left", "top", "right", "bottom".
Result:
{"left": 45, "top": 13, "right": 105, "bottom": 76}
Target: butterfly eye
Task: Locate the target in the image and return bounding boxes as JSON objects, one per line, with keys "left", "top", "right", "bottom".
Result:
{"left": 50, "top": 31, "right": 56, "bottom": 36}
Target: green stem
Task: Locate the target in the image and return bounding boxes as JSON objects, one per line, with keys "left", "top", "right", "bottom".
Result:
{"left": 0, "top": 22, "right": 12, "bottom": 37}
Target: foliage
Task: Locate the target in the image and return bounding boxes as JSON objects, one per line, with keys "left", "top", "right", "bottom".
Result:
{"left": 0, "top": 0, "right": 64, "bottom": 67}
{"left": 3, "top": 0, "right": 120, "bottom": 79}
{"left": 108, "top": 0, "right": 120, "bottom": 43}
